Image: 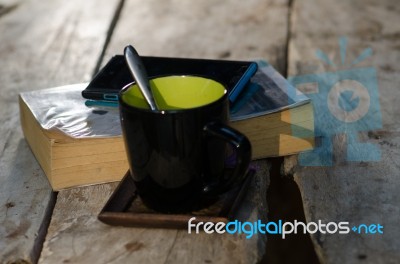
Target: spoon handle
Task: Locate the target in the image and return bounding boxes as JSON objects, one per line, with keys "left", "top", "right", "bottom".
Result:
{"left": 124, "top": 45, "right": 158, "bottom": 111}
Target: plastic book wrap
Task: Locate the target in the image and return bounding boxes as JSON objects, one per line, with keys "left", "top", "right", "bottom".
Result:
{"left": 20, "top": 61, "right": 310, "bottom": 139}
{"left": 20, "top": 84, "right": 122, "bottom": 138}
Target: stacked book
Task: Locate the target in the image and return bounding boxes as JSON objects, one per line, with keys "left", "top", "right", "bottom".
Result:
{"left": 19, "top": 60, "right": 314, "bottom": 190}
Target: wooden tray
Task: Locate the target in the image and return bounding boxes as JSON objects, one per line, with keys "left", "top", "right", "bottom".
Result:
{"left": 98, "top": 169, "right": 255, "bottom": 229}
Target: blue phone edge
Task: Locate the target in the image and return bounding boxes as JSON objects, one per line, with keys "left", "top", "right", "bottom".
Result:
{"left": 228, "top": 62, "right": 258, "bottom": 103}
{"left": 85, "top": 99, "right": 118, "bottom": 108}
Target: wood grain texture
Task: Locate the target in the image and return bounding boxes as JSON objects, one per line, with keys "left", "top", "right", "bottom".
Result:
{"left": 0, "top": 0, "right": 120, "bottom": 262}
{"left": 285, "top": 0, "right": 400, "bottom": 263}
{"left": 39, "top": 161, "right": 269, "bottom": 263}
{"left": 103, "top": 0, "right": 290, "bottom": 73}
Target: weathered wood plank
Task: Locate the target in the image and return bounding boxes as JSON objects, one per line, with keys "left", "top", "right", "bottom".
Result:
{"left": 0, "top": 0, "right": 121, "bottom": 262}
{"left": 103, "top": 0, "right": 290, "bottom": 73}
{"left": 39, "top": 161, "right": 269, "bottom": 263}
{"left": 285, "top": 0, "right": 400, "bottom": 263}
{"left": 40, "top": 0, "right": 291, "bottom": 262}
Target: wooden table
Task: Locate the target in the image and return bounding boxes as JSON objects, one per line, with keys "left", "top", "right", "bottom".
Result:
{"left": 0, "top": 0, "right": 399, "bottom": 263}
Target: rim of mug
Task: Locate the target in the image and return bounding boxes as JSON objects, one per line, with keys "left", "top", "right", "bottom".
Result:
{"left": 119, "top": 75, "right": 228, "bottom": 114}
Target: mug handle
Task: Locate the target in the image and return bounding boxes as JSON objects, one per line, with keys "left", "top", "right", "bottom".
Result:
{"left": 202, "top": 121, "right": 252, "bottom": 194}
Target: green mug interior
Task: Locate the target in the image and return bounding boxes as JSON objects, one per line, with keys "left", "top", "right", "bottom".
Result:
{"left": 121, "top": 76, "right": 226, "bottom": 110}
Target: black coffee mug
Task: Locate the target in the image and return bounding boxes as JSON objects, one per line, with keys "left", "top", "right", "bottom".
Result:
{"left": 119, "top": 75, "right": 251, "bottom": 213}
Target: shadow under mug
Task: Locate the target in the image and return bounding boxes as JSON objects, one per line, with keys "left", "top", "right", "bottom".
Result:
{"left": 119, "top": 75, "right": 252, "bottom": 213}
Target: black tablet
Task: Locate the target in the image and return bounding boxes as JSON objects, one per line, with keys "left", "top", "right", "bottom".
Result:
{"left": 82, "top": 55, "right": 257, "bottom": 103}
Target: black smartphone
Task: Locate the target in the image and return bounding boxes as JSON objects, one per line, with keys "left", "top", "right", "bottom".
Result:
{"left": 82, "top": 55, "right": 258, "bottom": 104}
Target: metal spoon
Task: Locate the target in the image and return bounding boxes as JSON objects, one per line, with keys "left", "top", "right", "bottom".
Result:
{"left": 124, "top": 45, "right": 158, "bottom": 111}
